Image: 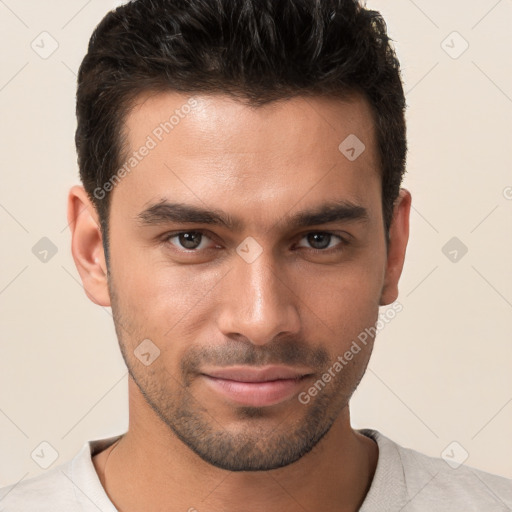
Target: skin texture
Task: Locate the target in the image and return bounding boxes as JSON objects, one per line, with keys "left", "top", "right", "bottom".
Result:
{"left": 68, "top": 91, "right": 411, "bottom": 512}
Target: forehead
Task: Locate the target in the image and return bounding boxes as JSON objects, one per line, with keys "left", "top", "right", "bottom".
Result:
{"left": 111, "top": 91, "right": 381, "bottom": 230}
{"left": 123, "top": 90, "right": 377, "bottom": 158}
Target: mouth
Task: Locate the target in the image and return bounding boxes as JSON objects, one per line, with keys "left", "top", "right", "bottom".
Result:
{"left": 200, "top": 365, "right": 314, "bottom": 407}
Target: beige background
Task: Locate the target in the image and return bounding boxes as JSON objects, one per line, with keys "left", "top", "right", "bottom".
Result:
{"left": 0, "top": 0, "right": 511, "bottom": 488}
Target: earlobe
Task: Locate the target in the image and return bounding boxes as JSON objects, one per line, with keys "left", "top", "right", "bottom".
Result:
{"left": 379, "top": 188, "right": 411, "bottom": 306}
{"left": 67, "top": 185, "right": 111, "bottom": 307}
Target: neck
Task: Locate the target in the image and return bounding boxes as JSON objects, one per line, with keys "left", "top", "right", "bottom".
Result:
{"left": 93, "top": 381, "right": 378, "bottom": 512}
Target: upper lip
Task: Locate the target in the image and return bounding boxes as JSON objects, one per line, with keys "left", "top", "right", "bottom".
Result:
{"left": 201, "top": 365, "right": 312, "bottom": 382}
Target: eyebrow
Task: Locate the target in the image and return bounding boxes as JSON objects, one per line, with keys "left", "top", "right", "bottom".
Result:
{"left": 135, "top": 198, "right": 370, "bottom": 232}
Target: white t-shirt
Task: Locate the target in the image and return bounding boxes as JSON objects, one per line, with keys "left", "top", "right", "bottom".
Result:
{"left": 1, "top": 428, "right": 511, "bottom": 511}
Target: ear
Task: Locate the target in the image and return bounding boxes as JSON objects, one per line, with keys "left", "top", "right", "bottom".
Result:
{"left": 67, "top": 185, "right": 111, "bottom": 307}
{"left": 379, "top": 188, "right": 411, "bottom": 306}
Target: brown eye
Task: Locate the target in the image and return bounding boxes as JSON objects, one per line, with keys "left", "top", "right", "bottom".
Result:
{"left": 296, "top": 232, "right": 347, "bottom": 251}
{"left": 164, "top": 231, "right": 216, "bottom": 251}
{"left": 177, "top": 232, "right": 203, "bottom": 249}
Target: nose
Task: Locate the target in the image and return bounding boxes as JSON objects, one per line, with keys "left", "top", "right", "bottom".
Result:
{"left": 216, "top": 251, "right": 301, "bottom": 346}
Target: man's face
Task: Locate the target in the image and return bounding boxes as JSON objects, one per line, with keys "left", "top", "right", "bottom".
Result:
{"left": 101, "top": 92, "right": 395, "bottom": 471}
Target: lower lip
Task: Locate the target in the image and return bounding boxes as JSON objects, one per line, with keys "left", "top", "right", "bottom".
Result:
{"left": 201, "top": 375, "right": 310, "bottom": 407}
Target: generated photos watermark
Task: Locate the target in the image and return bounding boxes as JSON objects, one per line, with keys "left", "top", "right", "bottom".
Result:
{"left": 298, "top": 301, "right": 403, "bottom": 405}
{"left": 93, "top": 96, "right": 199, "bottom": 200}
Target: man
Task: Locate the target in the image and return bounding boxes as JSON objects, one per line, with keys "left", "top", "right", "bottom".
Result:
{"left": 1, "top": 0, "right": 511, "bottom": 510}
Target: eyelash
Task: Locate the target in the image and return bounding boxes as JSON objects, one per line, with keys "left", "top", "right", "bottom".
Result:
{"left": 161, "top": 230, "right": 350, "bottom": 254}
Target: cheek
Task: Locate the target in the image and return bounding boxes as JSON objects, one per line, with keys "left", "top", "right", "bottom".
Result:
{"left": 306, "top": 277, "right": 380, "bottom": 336}
{"left": 292, "top": 258, "right": 384, "bottom": 348}
{"left": 113, "top": 243, "right": 225, "bottom": 340}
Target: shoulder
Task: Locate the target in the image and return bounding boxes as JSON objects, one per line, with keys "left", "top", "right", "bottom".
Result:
{"left": 359, "top": 428, "right": 512, "bottom": 511}
{"left": 397, "top": 441, "right": 512, "bottom": 508}
{"left": 0, "top": 461, "right": 78, "bottom": 511}
{"left": 0, "top": 434, "right": 122, "bottom": 512}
